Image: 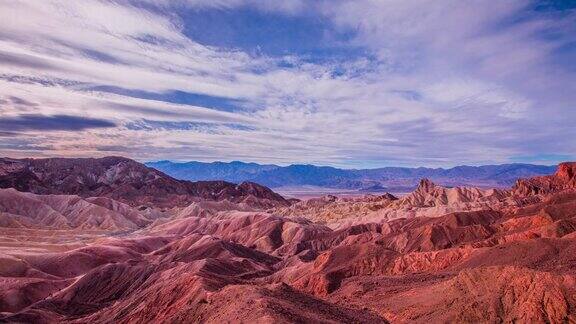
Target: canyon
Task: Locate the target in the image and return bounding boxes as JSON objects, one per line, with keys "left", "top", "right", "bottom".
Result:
{"left": 1, "top": 157, "right": 575, "bottom": 323}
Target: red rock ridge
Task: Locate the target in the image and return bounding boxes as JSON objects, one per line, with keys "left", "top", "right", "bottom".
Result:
{"left": 0, "top": 157, "right": 290, "bottom": 208}
{"left": 513, "top": 162, "right": 576, "bottom": 196}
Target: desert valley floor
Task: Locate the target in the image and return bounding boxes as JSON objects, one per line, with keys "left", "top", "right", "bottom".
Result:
{"left": 1, "top": 157, "right": 576, "bottom": 323}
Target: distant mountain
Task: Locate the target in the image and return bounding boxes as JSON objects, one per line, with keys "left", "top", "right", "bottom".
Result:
{"left": 147, "top": 160, "right": 278, "bottom": 183}
{"left": 146, "top": 161, "right": 556, "bottom": 191}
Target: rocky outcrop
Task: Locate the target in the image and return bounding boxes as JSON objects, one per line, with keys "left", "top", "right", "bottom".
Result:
{"left": 513, "top": 162, "right": 576, "bottom": 196}
{"left": 393, "top": 178, "right": 508, "bottom": 208}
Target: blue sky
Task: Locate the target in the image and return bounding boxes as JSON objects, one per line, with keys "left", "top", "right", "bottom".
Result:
{"left": 0, "top": 0, "right": 574, "bottom": 168}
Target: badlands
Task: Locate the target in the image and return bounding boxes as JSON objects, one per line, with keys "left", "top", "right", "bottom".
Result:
{"left": 1, "top": 157, "right": 575, "bottom": 323}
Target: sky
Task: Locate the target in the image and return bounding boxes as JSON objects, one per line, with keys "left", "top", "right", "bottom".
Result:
{"left": 0, "top": 0, "right": 575, "bottom": 168}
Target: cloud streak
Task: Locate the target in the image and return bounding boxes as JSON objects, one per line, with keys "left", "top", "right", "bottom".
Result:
{"left": 0, "top": 114, "right": 116, "bottom": 131}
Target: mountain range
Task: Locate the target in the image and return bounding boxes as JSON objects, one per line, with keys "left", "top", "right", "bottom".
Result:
{"left": 146, "top": 160, "right": 556, "bottom": 191}
{"left": 0, "top": 157, "right": 289, "bottom": 209}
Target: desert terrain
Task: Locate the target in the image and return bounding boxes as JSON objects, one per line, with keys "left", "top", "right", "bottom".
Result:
{"left": 1, "top": 157, "right": 575, "bottom": 323}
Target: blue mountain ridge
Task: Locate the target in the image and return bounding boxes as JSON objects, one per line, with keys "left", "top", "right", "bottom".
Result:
{"left": 146, "top": 161, "right": 556, "bottom": 191}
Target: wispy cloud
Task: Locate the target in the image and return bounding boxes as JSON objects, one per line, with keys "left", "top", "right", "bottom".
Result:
{"left": 0, "top": 0, "right": 574, "bottom": 167}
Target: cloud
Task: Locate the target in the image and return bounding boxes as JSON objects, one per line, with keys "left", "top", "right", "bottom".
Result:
{"left": 125, "top": 119, "right": 256, "bottom": 132}
{"left": 89, "top": 86, "right": 247, "bottom": 112}
{"left": 0, "top": 114, "right": 116, "bottom": 131}
{"left": 0, "top": 0, "right": 574, "bottom": 167}
{"left": 0, "top": 51, "right": 58, "bottom": 70}
{"left": 146, "top": 0, "right": 307, "bottom": 14}
{"left": 8, "top": 96, "right": 38, "bottom": 107}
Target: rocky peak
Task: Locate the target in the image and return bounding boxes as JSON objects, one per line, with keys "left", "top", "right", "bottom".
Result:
{"left": 555, "top": 162, "right": 576, "bottom": 183}
{"left": 417, "top": 178, "right": 436, "bottom": 192}
{"left": 322, "top": 195, "right": 338, "bottom": 203}
{"left": 379, "top": 193, "right": 399, "bottom": 201}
